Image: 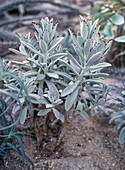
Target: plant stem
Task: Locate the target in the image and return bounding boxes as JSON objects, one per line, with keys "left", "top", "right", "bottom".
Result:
{"left": 33, "top": 115, "right": 43, "bottom": 152}
{"left": 43, "top": 113, "right": 50, "bottom": 134}
{"left": 56, "top": 114, "right": 77, "bottom": 148}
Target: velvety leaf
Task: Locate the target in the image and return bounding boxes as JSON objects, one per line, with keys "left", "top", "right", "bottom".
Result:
{"left": 5, "top": 83, "right": 19, "bottom": 92}
{"left": 47, "top": 53, "right": 66, "bottom": 60}
{"left": 53, "top": 99, "right": 63, "bottom": 105}
{"left": 50, "top": 23, "right": 58, "bottom": 41}
{"left": 47, "top": 72, "right": 59, "bottom": 79}
{"left": 55, "top": 71, "right": 73, "bottom": 81}
{"left": 48, "top": 37, "right": 64, "bottom": 52}
{"left": 91, "top": 25, "right": 100, "bottom": 40}
{"left": 79, "top": 111, "right": 89, "bottom": 120}
{"left": 53, "top": 80, "right": 68, "bottom": 87}
{"left": 38, "top": 109, "right": 51, "bottom": 116}
{"left": 115, "top": 36, "right": 125, "bottom": 43}
{"left": 84, "top": 73, "right": 109, "bottom": 78}
{"left": 24, "top": 71, "right": 38, "bottom": 77}
{"left": 48, "top": 56, "right": 64, "bottom": 68}
{"left": 84, "top": 39, "right": 93, "bottom": 57}
{"left": 61, "top": 81, "right": 79, "bottom": 97}
{"left": 39, "top": 39, "right": 47, "bottom": 53}
{"left": 90, "top": 62, "right": 111, "bottom": 72}
{"left": 46, "top": 104, "right": 53, "bottom": 108}
{"left": 33, "top": 23, "right": 43, "bottom": 35}
{"left": 45, "top": 80, "right": 59, "bottom": 100}
{"left": 29, "top": 94, "right": 40, "bottom": 100}
{"left": 71, "top": 43, "right": 83, "bottom": 65}
{"left": 70, "top": 59, "right": 81, "bottom": 75}
{"left": 43, "top": 30, "right": 49, "bottom": 44}
{"left": 80, "top": 20, "right": 88, "bottom": 41}
{"left": 26, "top": 58, "right": 43, "bottom": 69}
{"left": 87, "top": 19, "right": 93, "bottom": 37}
{"left": 65, "top": 87, "right": 79, "bottom": 111}
{"left": 36, "top": 74, "right": 45, "bottom": 81}
{"left": 69, "top": 29, "right": 81, "bottom": 48}
{"left": 12, "top": 103, "right": 20, "bottom": 114}
{"left": 90, "top": 19, "right": 100, "bottom": 38}
{"left": 76, "top": 101, "right": 83, "bottom": 112}
{"left": 67, "top": 51, "right": 82, "bottom": 69}
{"left": 21, "top": 40, "right": 43, "bottom": 56}
{"left": 53, "top": 108, "right": 64, "bottom": 123}
{"left": 9, "top": 48, "right": 25, "bottom": 56}
{"left": 87, "top": 51, "right": 102, "bottom": 66}
{"left": 27, "top": 85, "right": 36, "bottom": 94}
{"left": 83, "top": 78, "right": 106, "bottom": 85}
{"left": 59, "top": 59, "right": 79, "bottom": 76}
{"left": 20, "top": 106, "right": 28, "bottom": 124}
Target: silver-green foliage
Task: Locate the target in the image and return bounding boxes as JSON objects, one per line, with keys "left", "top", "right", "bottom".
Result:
{"left": 5, "top": 16, "right": 112, "bottom": 125}
{"left": 110, "top": 90, "right": 125, "bottom": 144}
{"left": 9, "top": 17, "right": 66, "bottom": 124}
{"left": 0, "top": 60, "right": 34, "bottom": 169}
{"left": 60, "top": 15, "right": 111, "bottom": 118}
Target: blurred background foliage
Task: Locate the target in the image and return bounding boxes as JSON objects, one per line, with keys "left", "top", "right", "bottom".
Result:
{"left": 0, "top": 0, "right": 124, "bottom": 68}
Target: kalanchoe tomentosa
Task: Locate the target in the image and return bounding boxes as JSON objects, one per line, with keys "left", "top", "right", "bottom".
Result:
{"left": 59, "top": 15, "right": 112, "bottom": 117}
{"left": 9, "top": 17, "right": 67, "bottom": 124}
{"left": 2, "top": 16, "right": 112, "bottom": 147}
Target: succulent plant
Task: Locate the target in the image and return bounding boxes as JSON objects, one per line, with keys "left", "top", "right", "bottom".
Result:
{"left": 9, "top": 17, "right": 68, "bottom": 124}
{"left": 59, "top": 15, "right": 112, "bottom": 117}
{"left": 2, "top": 16, "right": 112, "bottom": 147}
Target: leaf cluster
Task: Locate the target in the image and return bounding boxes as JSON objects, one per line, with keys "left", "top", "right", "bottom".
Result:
{"left": 1, "top": 16, "right": 112, "bottom": 148}
{"left": 91, "top": 1, "right": 125, "bottom": 39}
{"left": 0, "top": 60, "right": 34, "bottom": 169}
{"left": 110, "top": 90, "right": 125, "bottom": 144}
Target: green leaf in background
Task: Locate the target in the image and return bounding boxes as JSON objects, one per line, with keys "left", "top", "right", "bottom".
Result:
{"left": 91, "top": 3, "right": 101, "bottom": 15}
{"left": 103, "top": 12, "right": 114, "bottom": 19}
{"left": 100, "top": 22, "right": 105, "bottom": 31}
{"left": 115, "top": 36, "right": 125, "bottom": 43}
{"left": 112, "top": 13, "right": 124, "bottom": 25}
{"left": 94, "top": 12, "right": 103, "bottom": 20}
{"left": 102, "top": 24, "right": 112, "bottom": 37}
